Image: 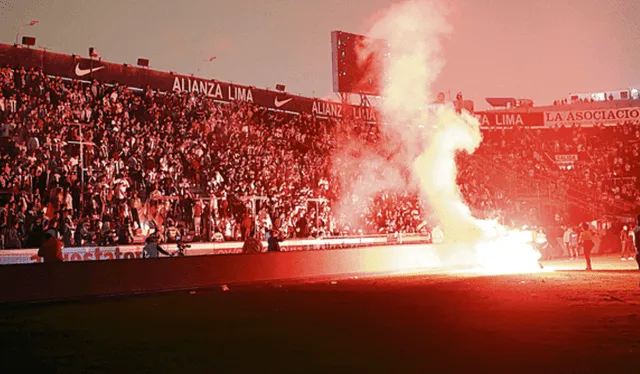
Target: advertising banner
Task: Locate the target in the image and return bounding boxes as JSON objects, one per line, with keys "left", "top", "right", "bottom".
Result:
{"left": 0, "top": 246, "right": 126, "bottom": 265}
{"left": 474, "top": 111, "right": 545, "bottom": 127}
{"left": 5, "top": 44, "right": 572, "bottom": 127}
{"left": 544, "top": 107, "right": 640, "bottom": 127}
{"left": 0, "top": 236, "right": 389, "bottom": 265}
{"left": 0, "top": 244, "right": 245, "bottom": 265}
{"left": 0, "top": 233, "right": 435, "bottom": 265}
{"left": 0, "top": 44, "right": 378, "bottom": 122}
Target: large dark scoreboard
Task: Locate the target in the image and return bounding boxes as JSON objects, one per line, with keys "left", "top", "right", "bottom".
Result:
{"left": 331, "top": 30, "right": 389, "bottom": 96}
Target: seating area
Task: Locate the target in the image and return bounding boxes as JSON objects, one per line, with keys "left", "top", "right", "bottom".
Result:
{"left": 0, "top": 64, "right": 638, "bottom": 249}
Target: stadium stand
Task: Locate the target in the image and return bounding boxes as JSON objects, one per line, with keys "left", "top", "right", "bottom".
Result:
{"left": 0, "top": 45, "right": 638, "bottom": 251}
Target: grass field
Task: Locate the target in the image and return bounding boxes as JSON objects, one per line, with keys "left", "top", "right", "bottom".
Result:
{"left": 1, "top": 255, "right": 639, "bottom": 373}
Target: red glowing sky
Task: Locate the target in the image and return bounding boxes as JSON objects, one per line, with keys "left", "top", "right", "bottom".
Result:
{"left": 2, "top": 0, "right": 638, "bottom": 108}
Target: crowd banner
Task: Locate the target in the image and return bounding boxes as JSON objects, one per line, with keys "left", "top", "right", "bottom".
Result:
{"left": 554, "top": 154, "right": 578, "bottom": 163}
{"left": 543, "top": 107, "right": 640, "bottom": 127}
{"left": 0, "top": 234, "right": 430, "bottom": 266}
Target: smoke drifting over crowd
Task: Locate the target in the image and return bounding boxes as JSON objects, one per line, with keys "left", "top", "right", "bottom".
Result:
{"left": 339, "top": 0, "right": 541, "bottom": 272}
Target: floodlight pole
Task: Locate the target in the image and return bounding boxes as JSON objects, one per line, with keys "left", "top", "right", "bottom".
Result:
{"left": 15, "top": 21, "right": 38, "bottom": 45}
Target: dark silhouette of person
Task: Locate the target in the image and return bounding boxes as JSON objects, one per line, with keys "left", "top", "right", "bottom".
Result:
{"left": 267, "top": 230, "right": 284, "bottom": 252}
{"left": 579, "top": 223, "right": 595, "bottom": 271}
{"left": 242, "top": 230, "right": 263, "bottom": 254}
{"left": 633, "top": 214, "right": 640, "bottom": 271}
{"left": 38, "top": 230, "right": 63, "bottom": 263}
{"left": 142, "top": 235, "right": 172, "bottom": 258}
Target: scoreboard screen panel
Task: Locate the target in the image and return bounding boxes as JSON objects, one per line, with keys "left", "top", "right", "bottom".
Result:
{"left": 331, "top": 30, "right": 389, "bottom": 96}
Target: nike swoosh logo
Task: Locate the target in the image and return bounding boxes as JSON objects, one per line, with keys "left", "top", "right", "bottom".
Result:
{"left": 75, "top": 63, "right": 105, "bottom": 77}
{"left": 274, "top": 97, "right": 292, "bottom": 108}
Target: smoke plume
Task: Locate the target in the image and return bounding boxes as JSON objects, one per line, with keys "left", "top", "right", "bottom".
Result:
{"left": 345, "top": 0, "right": 541, "bottom": 271}
{"left": 365, "top": 0, "right": 450, "bottom": 127}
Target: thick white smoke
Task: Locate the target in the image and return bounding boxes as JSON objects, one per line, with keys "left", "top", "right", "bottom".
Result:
{"left": 365, "top": 0, "right": 450, "bottom": 127}
{"left": 360, "top": 0, "right": 541, "bottom": 272}
{"left": 330, "top": 1, "right": 448, "bottom": 231}
{"left": 413, "top": 108, "right": 484, "bottom": 245}
{"left": 331, "top": 145, "right": 407, "bottom": 231}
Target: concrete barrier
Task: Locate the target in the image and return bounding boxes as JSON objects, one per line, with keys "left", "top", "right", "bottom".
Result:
{"left": 0, "top": 234, "right": 430, "bottom": 265}
{"left": 0, "top": 244, "right": 439, "bottom": 304}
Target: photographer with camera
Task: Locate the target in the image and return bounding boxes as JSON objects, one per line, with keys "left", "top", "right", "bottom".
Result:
{"left": 267, "top": 229, "right": 284, "bottom": 252}
{"left": 242, "top": 230, "right": 263, "bottom": 254}
{"left": 100, "top": 222, "right": 119, "bottom": 246}
{"left": 142, "top": 234, "right": 173, "bottom": 259}
{"left": 174, "top": 235, "right": 191, "bottom": 257}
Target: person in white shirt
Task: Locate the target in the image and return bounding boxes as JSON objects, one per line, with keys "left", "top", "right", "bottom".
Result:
{"left": 620, "top": 225, "right": 635, "bottom": 261}
{"left": 633, "top": 215, "right": 640, "bottom": 271}
{"left": 565, "top": 227, "right": 579, "bottom": 259}
{"left": 563, "top": 227, "right": 573, "bottom": 258}
{"left": 193, "top": 199, "right": 204, "bottom": 238}
{"left": 115, "top": 178, "right": 130, "bottom": 201}
{"left": 64, "top": 190, "right": 73, "bottom": 213}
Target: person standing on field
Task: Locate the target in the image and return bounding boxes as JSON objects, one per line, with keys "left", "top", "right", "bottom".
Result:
{"left": 569, "top": 227, "right": 580, "bottom": 259}
{"left": 579, "top": 223, "right": 595, "bottom": 271}
{"left": 620, "top": 225, "right": 634, "bottom": 261}
{"left": 633, "top": 214, "right": 640, "bottom": 271}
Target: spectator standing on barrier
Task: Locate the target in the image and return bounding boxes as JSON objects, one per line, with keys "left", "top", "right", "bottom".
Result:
{"left": 242, "top": 230, "right": 263, "bottom": 254}
{"left": 633, "top": 214, "right": 640, "bottom": 271}
{"left": 620, "top": 225, "right": 634, "bottom": 261}
{"left": 579, "top": 223, "right": 595, "bottom": 271}
{"left": 38, "top": 230, "right": 63, "bottom": 263}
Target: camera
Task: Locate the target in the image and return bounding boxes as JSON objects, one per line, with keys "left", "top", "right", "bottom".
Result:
{"left": 175, "top": 235, "right": 191, "bottom": 257}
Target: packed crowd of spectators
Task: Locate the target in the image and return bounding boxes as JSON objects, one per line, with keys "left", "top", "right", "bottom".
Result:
{"left": 477, "top": 123, "right": 640, "bottom": 219}
{"left": 552, "top": 93, "right": 621, "bottom": 106}
{"left": 553, "top": 97, "right": 598, "bottom": 106}
{"left": 0, "top": 64, "right": 638, "bottom": 249}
